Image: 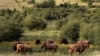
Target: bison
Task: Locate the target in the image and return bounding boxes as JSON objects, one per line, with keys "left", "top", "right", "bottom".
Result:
{"left": 59, "top": 38, "right": 68, "bottom": 44}
{"left": 13, "top": 42, "right": 24, "bottom": 51}
{"left": 46, "top": 39, "right": 54, "bottom": 44}
{"left": 68, "top": 40, "right": 90, "bottom": 56}
{"left": 35, "top": 39, "right": 41, "bottom": 45}
{"left": 41, "top": 41, "right": 58, "bottom": 52}
{"left": 77, "top": 40, "right": 90, "bottom": 48}
{"left": 16, "top": 44, "right": 32, "bottom": 53}
{"left": 13, "top": 42, "right": 32, "bottom": 53}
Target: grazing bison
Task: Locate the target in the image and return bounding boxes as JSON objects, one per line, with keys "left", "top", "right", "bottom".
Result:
{"left": 35, "top": 39, "right": 41, "bottom": 45}
{"left": 59, "top": 38, "right": 68, "bottom": 44}
{"left": 41, "top": 41, "right": 58, "bottom": 52}
{"left": 68, "top": 40, "right": 90, "bottom": 56}
{"left": 13, "top": 42, "right": 24, "bottom": 51}
{"left": 16, "top": 44, "right": 32, "bottom": 53}
{"left": 77, "top": 40, "right": 90, "bottom": 48}
{"left": 46, "top": 39, "right": 54, "bottom": 44}
{"left": 13, "top": 42, "right": 32, "bottom": 53}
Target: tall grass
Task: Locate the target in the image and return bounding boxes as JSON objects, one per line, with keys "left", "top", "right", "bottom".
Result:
{"left": 0, "top": 42, "right": 100, "bottom": 56}
{"left": 0, "top": 51, "right": 100, "bottom": 56}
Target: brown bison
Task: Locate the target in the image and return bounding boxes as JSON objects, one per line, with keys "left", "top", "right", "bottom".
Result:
{"left": 13, "top": 42, "right": 32, "bottom": 53}
{"left": 46, "top": 39, "right": 54, "bottom": 44}
{"left": 59, "top": 38, "right": 68, "bottom": 44}
{"left": 68, "top": 40, "right": 90, "bottom": 56}
{"left": 35, "top": 39, "right": 41, "bottom": 45}
{"left": 77, "top": 40, "right": 90, "bottom": 48}
{"left": 13, "top": 42, "right": 24, "bottom": 51}
{"left": 16, "top": 44, "right": 32, "bottom": 53}
{"left": 41, "top": 41, "right": 58, "bottom": 52}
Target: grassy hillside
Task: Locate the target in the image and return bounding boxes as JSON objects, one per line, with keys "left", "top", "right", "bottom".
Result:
{"left": 0, "top": 0, "right": 100, "bottom": 10}
{"left": 0, "top": 0, "right": 100, "bottom": 56}
{"left": 0, "top": 41, "right": 100, "bottom": 56}
{"left": 0, "top": 0, "right": 22, "bottom": 11}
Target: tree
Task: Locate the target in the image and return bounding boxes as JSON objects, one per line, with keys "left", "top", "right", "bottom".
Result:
{"left": 61, "top": 20, "right": 80, "bottom": 43}
{"left": 23, "top": 15, "right": 47, "bottom": 30}
{"left": 0, "top": 18, "right": 23, "bottom": 42}
{"left": 80, "top": 23, "right": 100, "bottom": 45}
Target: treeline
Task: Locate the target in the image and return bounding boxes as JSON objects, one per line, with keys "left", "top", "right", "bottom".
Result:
{"left": 0, "top": 0, "right": 100, "bottom": 46}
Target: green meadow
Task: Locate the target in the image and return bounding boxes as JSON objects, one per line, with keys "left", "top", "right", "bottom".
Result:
{"left": 0, "top": 0, "right": 100, "bottom": 56}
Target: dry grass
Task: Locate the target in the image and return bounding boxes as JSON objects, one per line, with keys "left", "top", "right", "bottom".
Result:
{"left": 0, "top": 0, "right": 100, "bottom": 11}
{"left": 23, "top": 30, "right": 60, "bottom": 36}
{"left": 0, "top": 42, "right": 100, "bottom": 56}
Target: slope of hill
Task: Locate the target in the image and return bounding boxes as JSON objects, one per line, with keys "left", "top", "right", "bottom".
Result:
{"left": 0, "top": 0, "right": 100, "bottom": 11}
{"left": 0, "top": 0, "right": 22, "bottom": 11}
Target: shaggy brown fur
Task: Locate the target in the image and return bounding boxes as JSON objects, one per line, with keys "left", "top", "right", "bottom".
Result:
{"left": 59, "top": 38, "right": 68, "bottom": 44}
{"left": 46, "top": 39, "right": 54, "bottom": 44}
{"left": 77, "top": 40, "right": 89, "bottom": 48}
{"left": 13, "top": 42, "right": 32, "bottom": 53}
{"left": 35, "top": 39, "right": 41, "bottom": 45}
{"left": 13, "top": 42, "right": 24, "bottom": 51}
{"left": 16, "top": 44, "right": 31, "bottom": 53}
{"left": 68, "top": 40, "right": 90, "bottom": 56}
{"left": 41, "top": 41, "right": 58, "bottom": 52}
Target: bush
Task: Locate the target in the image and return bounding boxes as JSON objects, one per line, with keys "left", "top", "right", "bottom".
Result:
{"left": 23, "top": 15, "right": 47, "bottom": 30}
{"left": 34, "top": 0, "right": 55, "bottom": 8}
{"left": 28, "top": 0, "right": 35, "bottom": 4}
{"left": 61, "top": 20, "right": 80, "bottom": 43}
{"left": 0, "top": 18, "right": 23, "bottom": 42}
{"left": 80, "top": 23, "right": 100, "bottom": 45}
{"left": 56, "top": 19, "right": 67, "bottom": 30}
{"left": 45, "top": 8, "right": 71, "bottom": 20}
{"left": 59, "top": 3, "right": 72, "bottom": 8}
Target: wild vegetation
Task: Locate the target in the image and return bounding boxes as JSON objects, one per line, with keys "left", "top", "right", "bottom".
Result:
{"left": 0, "top": 0, "right": 100, "bottom": 56}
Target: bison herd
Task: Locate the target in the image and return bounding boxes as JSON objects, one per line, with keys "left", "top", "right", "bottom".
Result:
{"left": 12, "top": 38, "right": 90, "bottom": 56}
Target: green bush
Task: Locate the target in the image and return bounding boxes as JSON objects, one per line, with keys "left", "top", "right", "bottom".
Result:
{"left": 34, "top": 0, "right": 55, "bottom": 8}
{"left": 59, "top": 3, "right": 72, "bottom": 8}
{"left": 23, "top": 15, "right": 47, "bottom": 30}
{"left": 28, "top": 0, "right": 35, "bottom": 4}
{"left": 55, "top": 19, "right": 67, "bottom": 30}
{"left": 80, "top": 23, "right": 100, "bottom": 45}
{"left": 0, "top": 9, "right": 24, "bottom": 42}
{"left": 45, "top": 8, "right": 71, "bottom": 20}
{"left": 0, "top": 18, "right": 23, "bottom": 42}
{"left": 61, "top": 20, "right": 80, "bottom": 43}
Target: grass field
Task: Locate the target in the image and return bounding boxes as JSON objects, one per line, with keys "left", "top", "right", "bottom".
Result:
{"left": 0, "top": 42, "right": 100, "bottom": 56}
{"left": 0, "top": 46, "right": 100, "bottom": 56}
{"left": 0, "top": 51, "right": 100, "bottom": 56}
{"left": 0, "top": 0, "right": 100, "bottom": 56}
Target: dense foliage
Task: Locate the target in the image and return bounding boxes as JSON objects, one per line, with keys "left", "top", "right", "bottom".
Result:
{"left": 0, "top": 9, "right": 23, "bottom": 41}
{"left": 23, "top": 14, "right": 47, "bottom": 30}
{"left": 0, "top": 1, "right": 100, "bottom": 46}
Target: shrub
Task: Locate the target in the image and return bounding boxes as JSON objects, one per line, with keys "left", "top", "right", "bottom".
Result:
{"left": 34, "top": 0, "right": 55, "bottom": 8}
{"left": 61, "top": 20, "right": 80, "bottom": 43}
{"left": 28, "top": 0, "right": 35, "bottom": 4}
{"left": 0, "top": 18, "right": 23, "bottom": 42}
{"left": 45, "top": 8, "right": 71, "bottom": 20}
{"left": 80, "top": 23, "right": 100, "bottom": 45}
{"left": 23, "top": 15, "right": 47, "bottom": 30}
{"left": 59, "top": 3, "right": 72, "bottom": 8}
{"left": 56, "top": 19, "right": 67, "bottom": 30}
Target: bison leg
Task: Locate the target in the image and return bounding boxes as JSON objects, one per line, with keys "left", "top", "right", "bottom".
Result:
{"left": 68, "top": 49, "right": 73, "bottom": 56}
{"left": 77, "top": 52, "right": 81, "bottom": 56}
